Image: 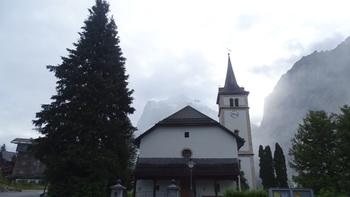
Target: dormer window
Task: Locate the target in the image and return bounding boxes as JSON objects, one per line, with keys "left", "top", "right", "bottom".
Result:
{"left": 235, "top": 98, "right": 239, "bottom": 107}
{"left": 229, "top": 98, "right": 234, "bottom": 107}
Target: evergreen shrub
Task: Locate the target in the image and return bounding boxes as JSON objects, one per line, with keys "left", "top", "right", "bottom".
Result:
{"left": 224, "top": 189, "right": 267, "bottom": 197}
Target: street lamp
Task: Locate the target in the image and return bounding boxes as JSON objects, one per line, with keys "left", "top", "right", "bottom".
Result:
{"left": 187, "top": 159, "right": 196, "bottom": 197}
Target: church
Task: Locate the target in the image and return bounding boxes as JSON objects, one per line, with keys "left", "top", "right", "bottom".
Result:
{"left": 134, "top": 55, "right": 256, "bottom": 197}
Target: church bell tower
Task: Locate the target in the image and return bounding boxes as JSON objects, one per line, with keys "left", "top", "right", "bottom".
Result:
{"left": 217, "top": 54, "right": 256, "bottom": 189}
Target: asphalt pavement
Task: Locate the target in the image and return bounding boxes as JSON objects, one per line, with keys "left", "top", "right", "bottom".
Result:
{"left": 0, "top": 190, "right": 43, "bottom": 197}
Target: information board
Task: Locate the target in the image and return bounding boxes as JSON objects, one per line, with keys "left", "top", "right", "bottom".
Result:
{"left": 268, "top": 188, "right": 314, "bottom": 197}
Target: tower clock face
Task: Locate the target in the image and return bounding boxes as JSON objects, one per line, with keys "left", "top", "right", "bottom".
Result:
{"left": 230, "top": 111, "right": 239, "bottom": 118}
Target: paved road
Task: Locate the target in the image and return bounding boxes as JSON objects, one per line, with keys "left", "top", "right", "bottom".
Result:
{"left": 0, "top": 190, "right": 43, "bottom": 197}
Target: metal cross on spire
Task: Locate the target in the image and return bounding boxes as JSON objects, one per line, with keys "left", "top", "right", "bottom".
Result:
{"left": 227, "top": 48, "right": 232, "bottom": 56}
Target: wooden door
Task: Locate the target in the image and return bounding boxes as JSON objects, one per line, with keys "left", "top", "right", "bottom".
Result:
{"left": 180, "top": 179, "right": 190, "bottom": 197}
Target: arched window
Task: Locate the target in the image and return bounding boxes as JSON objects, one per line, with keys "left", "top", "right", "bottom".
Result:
{"left": 235, "top": 98, "right": 239, "bottom": 107}
{"left": 229, "top": 98, "right": 234, "bottom": 107}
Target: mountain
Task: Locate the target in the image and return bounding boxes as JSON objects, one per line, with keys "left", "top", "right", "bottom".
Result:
{"left": 256, "top": 37, "right": 350, "bottom": 156}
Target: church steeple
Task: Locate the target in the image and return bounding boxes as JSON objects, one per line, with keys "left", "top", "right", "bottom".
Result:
{"left": 216, "top": 54, "right": 249, "bottom": 104}
{"left": 224, "top": 53, "right": 240, "bottom": 90}
{"left": 216, "top": 53, "right": 256, "bottom": 189}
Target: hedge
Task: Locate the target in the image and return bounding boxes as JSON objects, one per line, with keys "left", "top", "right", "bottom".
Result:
{"left": 224, "top": 189, "right": 267, "bottom": 197}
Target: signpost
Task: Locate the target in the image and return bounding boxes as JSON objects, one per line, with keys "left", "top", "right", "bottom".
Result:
{"left": 268, "top": 188, "right": 314, "bottom": 197}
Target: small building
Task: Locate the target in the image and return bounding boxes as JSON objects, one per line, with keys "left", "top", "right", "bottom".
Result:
{"left": 0, "top": 149, "right": 16, "bottom": 177}
{"left": 134, "top": 54, "right": 256, "bottom": 197}
{"left": 11, "top": 138, "right": 45, "bottom": 183}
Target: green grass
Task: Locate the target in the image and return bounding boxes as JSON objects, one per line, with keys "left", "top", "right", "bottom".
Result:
{"left": 0, "top": 176, "right": 45, "bottom": 191}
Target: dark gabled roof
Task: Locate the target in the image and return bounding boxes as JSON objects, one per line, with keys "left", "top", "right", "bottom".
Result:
{"left": 217, "top": 54, "right": 249, "bottom": 103}
{"left": 135, "top": 158, "right": 240, "bottom": 179}
{"left": 11, "top": 138, "right": 33, "bottom": 145}
{"left": 134, "top": 106, "right": 244, "bottom": 149}
{"left": 157, "top": 105, "right": 218, "bottom": 125}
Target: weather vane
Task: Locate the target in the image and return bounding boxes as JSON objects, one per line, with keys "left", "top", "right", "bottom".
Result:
{"left": 226, "top": 48, "right": 231, "bottom": 56}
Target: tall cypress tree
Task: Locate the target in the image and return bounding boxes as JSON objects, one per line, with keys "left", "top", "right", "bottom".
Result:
{"left": 264, "top": 146, "right": 275, "bottom": 189}
{"left": 274, "top": 143, "right": 288, "bottom": 188}
{"left": 258, "top": 145, "right": 265, "bottom": 187}
{"left": 259, "top": 145, "right": 275, "bottom": 189}
{"left": 33, "top": 1, "right": 135, "bottom": 196}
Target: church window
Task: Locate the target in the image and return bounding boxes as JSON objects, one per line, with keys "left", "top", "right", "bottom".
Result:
{"left": 182, "top": 148, "right": 192, "bottom": 158}
{"left": 235, "top": 98, "right": 239, "bottom": 107}
{"left": 215, "top": 183, "right": 220, "bottom": 192}
{"left": 184, "top": 131, "right": 189, "bottom": 138}
{"left": 229, "top": 98, "right": 234, "bottom": 107}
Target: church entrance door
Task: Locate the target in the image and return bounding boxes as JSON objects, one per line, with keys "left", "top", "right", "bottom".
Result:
{"left": 180, "top": 178, "right": 191, "bottom": 197}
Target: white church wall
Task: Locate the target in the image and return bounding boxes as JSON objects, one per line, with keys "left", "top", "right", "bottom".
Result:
{"left": 195, "top": 180, "right": 215, "bottom": 197}
{"left": 155, "top": 180, "right": 172, "bottom": 197}
{"left": 139, "top": 126, "right": 238, "bottom": 158}
{"left": 136, "top": 180, "right": 154, "bottom": 197}
{"left": 195, "top": 180, "right": 235, "bottom": 197}
{"left": 136, "top": 179, "right": 236, "bottom": 197}
{"left": 222, "top": 110, "right": 250, "bottom": 151}
{"left": 217, "top": 180, "right": 236, "bottom": 195}
{"left": 239, "top": 155, "right": 256, "bottom": 189}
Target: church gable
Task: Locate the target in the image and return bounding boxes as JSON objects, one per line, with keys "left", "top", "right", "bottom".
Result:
{"left": 138, "top": 126, "right": 239, "bottom": 158}
{"left": 134, "top": 106, "right": 244, "bottom": 149}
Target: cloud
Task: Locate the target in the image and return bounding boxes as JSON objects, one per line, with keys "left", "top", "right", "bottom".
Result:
{"left": 2, "top": 0, "right": 350, "bottom": 151}
{"left": 236, "top": 14, "right": 260, "bottom": 31}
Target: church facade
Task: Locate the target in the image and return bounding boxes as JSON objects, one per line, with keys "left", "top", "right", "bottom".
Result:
{"left": 134, "top": 55, "right": 256, "bottom": 197}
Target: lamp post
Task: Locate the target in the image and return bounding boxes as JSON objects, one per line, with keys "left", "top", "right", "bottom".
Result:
{"left": 187, "top": 159, "right": 196, "bottom": 197}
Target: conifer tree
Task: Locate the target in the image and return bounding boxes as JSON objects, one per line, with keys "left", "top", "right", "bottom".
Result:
{"left": 264, "top": 146, "right": 275, "bottom": 189}
{"left": 273, "top": 143, "right": 288, "bottom": 188}
{"left": 258, "top": 145, "right": 265, "bottom": 187}
{"left": 289, "top": 111, "right": 336, "bottom": 193}
{"left": 334, "top": 106, "right": 350, "bottom": 193}
{"left": 33, "top": 1, "right": 135, "bottom": 196}
{"left": 259, "top": 145, "right": 275, "bottom": 189}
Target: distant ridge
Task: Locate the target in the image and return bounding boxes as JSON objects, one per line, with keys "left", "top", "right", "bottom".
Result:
{"left": 256, "top": 37, "right": 350, "bottom": 156}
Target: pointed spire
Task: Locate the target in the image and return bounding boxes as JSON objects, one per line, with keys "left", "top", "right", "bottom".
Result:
{"left": 216, "top": 53, "right": 249, "bottom": 104}
{"left": 224, "top": 53, "right": 239, "bottom": 90}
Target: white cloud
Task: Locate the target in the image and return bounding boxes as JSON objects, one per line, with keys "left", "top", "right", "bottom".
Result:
{"left": 2, "top": 0, "right": 350, "bottom": 149}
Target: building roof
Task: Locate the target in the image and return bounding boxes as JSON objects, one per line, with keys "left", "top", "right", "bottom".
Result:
{"left": 11, "top": 138, "right": 34, "bottom": 145}
{"left": 10, "top": 137, "right": 45, "bottom": 179}
{"left": 217, "top": 54, "right": 249, "bottom": 103}
{"left": 134, "top": 106, "right": 245, "bottom": 149}
{"left": 135, "top": 158, "right": 240, "bottom": 179}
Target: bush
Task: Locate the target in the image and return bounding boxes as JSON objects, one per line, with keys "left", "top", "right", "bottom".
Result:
{"left": 224, "top": 189, "right": 267, "bottom": 197}
{"left": 317, "top": 189, "right": 347, "bottom": 197}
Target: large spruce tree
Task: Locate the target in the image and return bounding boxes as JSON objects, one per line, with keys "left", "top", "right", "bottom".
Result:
{"left": 33, "top": 1, "right": 135, "bottom": 196}
{"left": 273, "top": 143, "right": 288, "bottom": 188}
{"left": 289, "top": 111, "right": 336, "bottom": 193}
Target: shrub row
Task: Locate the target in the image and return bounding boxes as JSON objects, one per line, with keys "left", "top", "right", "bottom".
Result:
{"left": 224, "top": 189, "right": 267, "bottom": 197}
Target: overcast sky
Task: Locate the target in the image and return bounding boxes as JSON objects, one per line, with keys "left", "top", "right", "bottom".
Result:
{"left": 1, "top": 0, "right": 350, "bottom": 150}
